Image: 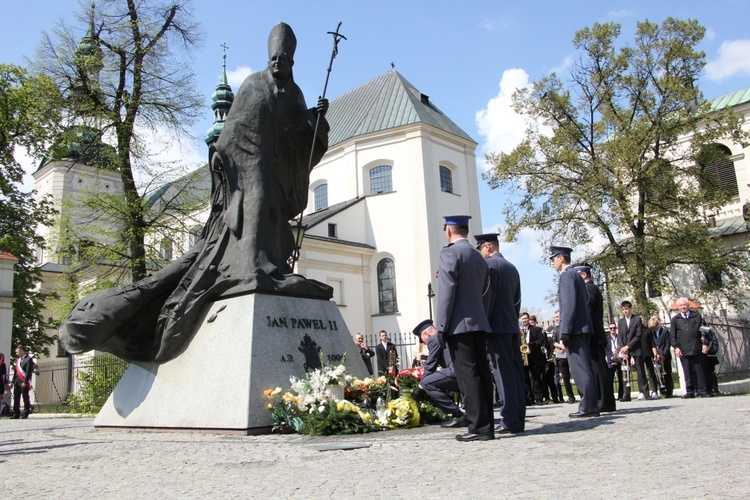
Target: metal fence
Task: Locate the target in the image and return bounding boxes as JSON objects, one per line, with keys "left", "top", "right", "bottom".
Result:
{"left": 704, "top": 313, "right": 750, "bottom": 377}
{"left": 30, "top": 355, "right": 129, "bottom": 413}
{"left": 363, "top": 331, "right": 420, "bottom": 372}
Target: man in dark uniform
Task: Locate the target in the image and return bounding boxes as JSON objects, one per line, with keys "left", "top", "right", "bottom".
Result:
{"left": 437, "top": 215, "right": 494, "bottom": 441}
{"left": 11, "top": 345, "right": 34, "bottom": 419}
{"left": 574, "top": 264, "right": 616, "bottom": 413}
{"left": 412, "top": 319, "right": 466, "bottom": 427}
{"left": 670, "top": 297, "right": 708, "bottom": 398}
{"left": 475, "top": 233, "right": 525, "bottom": 434}
{"left": 550, "top": 246, "right": 599, "bottom": 418}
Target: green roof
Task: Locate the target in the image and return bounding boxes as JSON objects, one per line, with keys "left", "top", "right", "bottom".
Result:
{"left": 709, "top": 86, "right": 750, "bottom": 111}
{"left": 326, "top": 69, "right": 475, "bottom": 147}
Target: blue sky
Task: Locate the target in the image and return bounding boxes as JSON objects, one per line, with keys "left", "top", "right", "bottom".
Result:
{"left": 2, "top": 0, "right": 750, "bottom": 318}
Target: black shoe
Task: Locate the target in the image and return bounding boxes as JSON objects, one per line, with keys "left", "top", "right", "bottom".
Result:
{"left": 682, "top": 393, "right": 695, "bottom": 399}
{"left": 455, "top": 432, "right": 494, "bottom": 442}
{"left": 599, "top": 407, "right": 617, "bottom": 413}
{"left": 20, "top": 413, "right": 28, "bottom": 419}
{"left": 494, "top": 424, "right": 523, "bottom": 435}
{"left": 621, "top": 397, "right": 631, "bottom": 402}
{"left": 566, "top": 397, "right": 576, "bottom": 404}
{"left": 552, "top": 399, "right": 561, "bottom": 404}
{"left": 10, "top": 414, "right": 20, "bottom": 420}
{"left": 441, "top": 414, "right": 469, "bottom": 428}
{"left": 568, "top": 411, "right": 600, "bottom": 418}
{"left": 534, "top": 400, "right": 545, "bottom": 406}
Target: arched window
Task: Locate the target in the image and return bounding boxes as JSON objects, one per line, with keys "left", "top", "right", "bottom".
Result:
{"left": 377, "top": 258, "right": 398, "bottom": 314}
{"left": 369, "top": 165, "right": 393, "bottom": 194}
{"left": 314, "top": 183, "right": 328, "bottom": 211}
{"left": 699, "top": 144, "right": 738, "bottom": 199}
{"left": 439, "top": 165, "right": 453, "bottom": 193}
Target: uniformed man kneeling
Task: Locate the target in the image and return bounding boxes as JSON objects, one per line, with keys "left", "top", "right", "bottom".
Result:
{"left": 412, "top": 319, "right": 467, "bottom": 427}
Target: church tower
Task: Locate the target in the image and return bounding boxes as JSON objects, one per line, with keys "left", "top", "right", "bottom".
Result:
{"left": 205, "top": 45, "right": 235, "bottom": 149}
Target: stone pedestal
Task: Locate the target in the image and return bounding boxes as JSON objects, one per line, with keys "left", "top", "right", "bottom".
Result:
{"left": 94, "top": 293, "right": 368, "bottom": 434}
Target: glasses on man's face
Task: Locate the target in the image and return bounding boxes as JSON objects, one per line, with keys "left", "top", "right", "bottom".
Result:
{"left": 609, "top": 327, "right": 616, "bottom": 330}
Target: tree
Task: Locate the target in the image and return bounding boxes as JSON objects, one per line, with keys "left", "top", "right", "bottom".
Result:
{"left": 0, "top": 64, "right": 62, "bottom": 356}
{"left": 34, "top": 0, "right": 204, "bottom": 283}
{"left": 484, "top": 18, "right": 749, "bottom": 312}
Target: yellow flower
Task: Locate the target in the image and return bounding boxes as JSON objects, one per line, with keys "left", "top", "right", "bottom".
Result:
{"left": 264, "top": 388, "right": 273, "bottom": 397}
{"left": 271, "top": 387, "right": 282, "bottom": 397}
{"left": 266, "top": 403, "right": 273, "bottom": 410}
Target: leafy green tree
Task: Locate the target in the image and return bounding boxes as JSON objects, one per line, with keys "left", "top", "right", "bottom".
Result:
{"left": 34, "top": 0, "right": 205, "bottom": 283}
{"left": 484, "top": 18, "right": 749, "bottom": 311}
{"left": 0, "top": 64, "right": 62, "bottom": 356}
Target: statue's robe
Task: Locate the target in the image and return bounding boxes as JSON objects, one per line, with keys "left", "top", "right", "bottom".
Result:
{"left": 60, "top": 68, "right": 330, "bottom": 363}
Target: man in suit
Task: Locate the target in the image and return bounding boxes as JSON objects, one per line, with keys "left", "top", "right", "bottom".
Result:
{"left": 670, "top": 297, "right": 708, "bottom": 398}
{"left": 354, "top": 333, "right": 375, "bottom": 376}
{"left": 574, "top": 264, "right": 616, "bottom": 413}
{"left": 437, "top": 215, "right": 494, "bottom": 441}
{"left": 11, "top": 345, "right": 34, "bottom": 419}
{"left": 412, "top": 319, "right": 466, "bottom": 427}
{"left": 520, "top": 312, "right": 547, "bottom": 405}
{"left": 375, "top": 330, "right": 397, "bottom": 376}
{"left": 650, "top": 315, "right": 674, "bottom": 397}
{"left": 604, "top": 322, "right": 625, "bottom": 401}
{"left": 617, "top": 301, "right": 650, "bottom": 400}
{"left": 475, "top": 233, "right": 525, "bottom": 434}
{"left": 550, "top": 246, "right": 599, "bottom": 418}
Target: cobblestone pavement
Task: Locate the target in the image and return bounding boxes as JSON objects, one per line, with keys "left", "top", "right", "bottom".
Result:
{"left": 2, "top": 394, "right": 749, "bottom": 499}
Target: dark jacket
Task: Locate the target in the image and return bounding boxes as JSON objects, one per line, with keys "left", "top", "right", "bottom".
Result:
{"left": 652, "top": 325, "right": 671, "bottom": 355}
{"left": 584, "top": 280, "right": 607, "bottom": 346}
{"left": 558, "top": 266, "right": 593, "bottom": 336}
{"left": 484, "top": 252, "right": 521, "bottom": 334}
{"left": 436, "top": 239, "right": 491, "bottom": 336}
{"left": 617, "top": 315, "right": 643, "bottom": 356}
{"left": 423, "top": 333, "right": 453, "bottom": 377}
{"left": 670, "top": 311, "right": 703, "bottom": 356}
{"left": 375, "top": 342, "right": 397, "bottom": 375}
{"left": 524, "top": 325, "right": 548, "bottom": 366}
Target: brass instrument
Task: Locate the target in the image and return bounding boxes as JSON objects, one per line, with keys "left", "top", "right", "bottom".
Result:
{"left": 520, "top": 328, "right": 529, "bottom": 367}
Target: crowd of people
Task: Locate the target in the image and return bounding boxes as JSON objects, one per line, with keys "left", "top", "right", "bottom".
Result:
{"left": 356, "top": 215, "right": 723, "bottom": 442}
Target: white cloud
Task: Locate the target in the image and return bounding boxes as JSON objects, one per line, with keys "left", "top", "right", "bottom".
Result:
{"left": 475, "top": 68, "right": 532, "bottom": 166}
{"left": 607, "top": 9, "right": 633, "bottom": 19}
{"left": 705, "top": 39, "right": 750, "bottom": 81}
{"left": 705, "top": 27, "right": 716, "bottom": 41}
{"left": 226, "top": 66, "right": 253, "bottom": 88}
{"left": 549, "top": 56, "right": 573, "bottom": 77}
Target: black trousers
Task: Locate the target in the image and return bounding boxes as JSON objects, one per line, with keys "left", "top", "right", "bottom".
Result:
{"left": 680, "top": 353, "right": 707, "bottom": 396}
{"left": 631, "top": 355, "right": 649, "bottom": 395}
{"left": 487, "top": 333, "right": 526, "bottom": 432}
{"left": 420, "top": 370, "right": 461, "bottom": 416}
{"left": 607, "top": 364, "right": 624, "bottom": 400}
{"left": 658, "top": 351, "right": 674, "bottom": 396}
{"left": 590, "top": 342, "right": 615, "bottom": 411}
{"left": 13, "top": 382, "right": 31, "bottom": 416}
{"left": 643, "top": 357, "right": 660, "bottom": 396}
{"left": 566, "top": 333, "right": 598, "bottom": 413}
{"left": 527, "top": 363, "right": 546, "bottom": 403}
{"left": 447, "top": 332, "right": 494, "bottom": 434}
